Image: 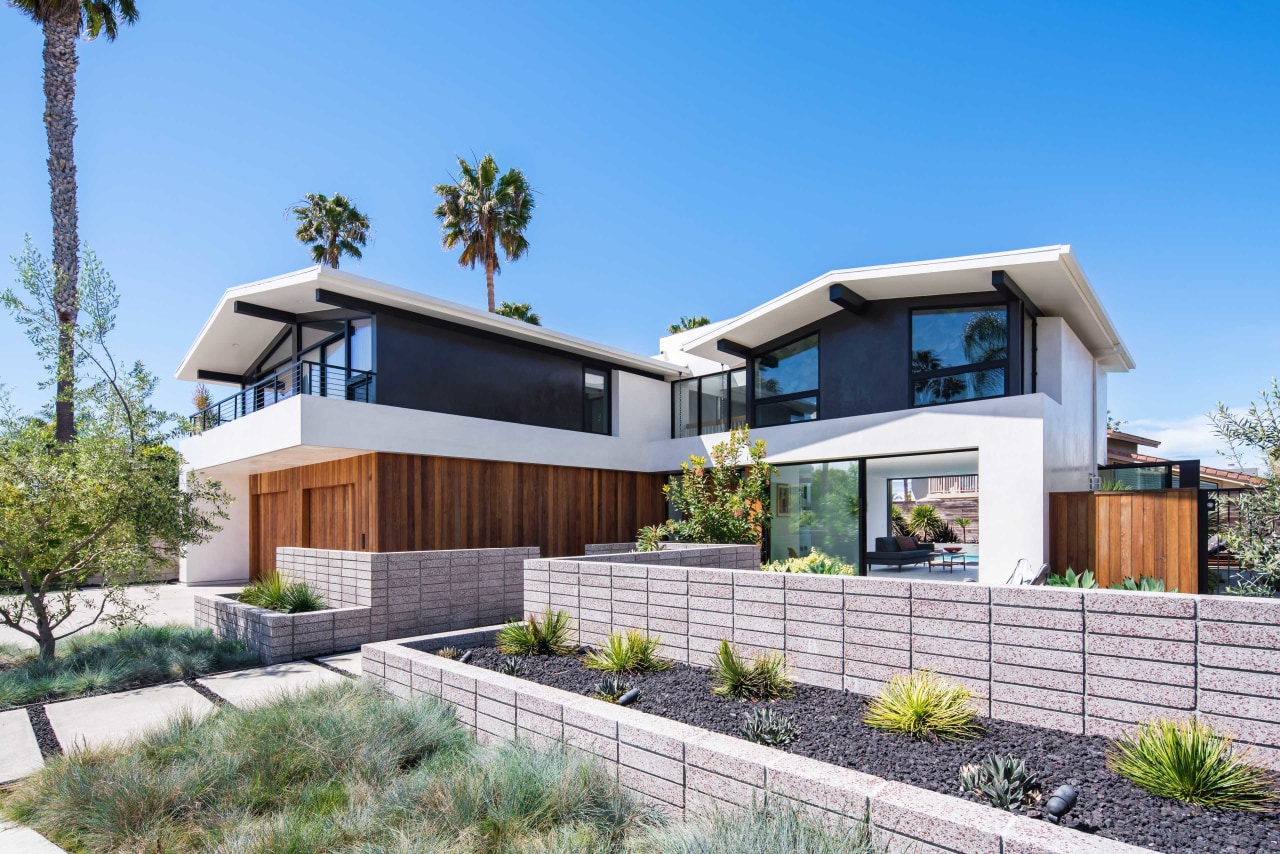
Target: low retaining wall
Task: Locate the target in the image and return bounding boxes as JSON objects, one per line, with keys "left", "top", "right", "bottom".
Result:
{"left": 524, "top": 557, "right": 1280, "bottom": 769}
{"left": 363, "top": 631, "right": 1153, "bottom": 854}
{"left": 195, "top": 546, "right": 535, "bottom": 663}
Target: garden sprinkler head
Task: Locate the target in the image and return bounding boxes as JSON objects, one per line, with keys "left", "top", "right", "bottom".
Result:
{"left": 616, "top": 688, "right": 640, "bottom": 706}
{"left": 1044, "top": 785, "right": 1078, "bottom": 824}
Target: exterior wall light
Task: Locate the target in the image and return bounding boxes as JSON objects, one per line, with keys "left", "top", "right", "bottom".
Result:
{"left": 458, "top": 649, "right": 474, "bottom": 664}
{"left": 617, "top": 688, "right": 640, "bottom": 706}
{"left": 1044, "top": 784, "right": 1078, "bottom": 824}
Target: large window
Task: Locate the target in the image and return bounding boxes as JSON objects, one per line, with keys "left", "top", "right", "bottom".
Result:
{"left": 910, "top": 306, "right": 1008, "bottom": 406}
{"left": 769, "top": 459, "right": 861, "bottom": 571}
{"left": 584, "top": 368, "right": 610, "bottom": 435}
{"left": 753, "top": 333, "right": 819, "bottom": 427}
{"left": 672, "top": 369, "right": 746, "bottom": 438}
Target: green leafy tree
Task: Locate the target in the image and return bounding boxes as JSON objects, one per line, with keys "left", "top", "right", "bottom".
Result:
{"left": 495, "top": 301, "right": 541, "bottom": 325}
{"left": 667, "top": 315, "right": 710, "bottom": 334}
{"left": 290, "top": 192, "right": 372, "bottom": 269}
{"left": 0, "top": 241, "right": 230, "bottom": 661}
{"left": 641, "top": 427, "right": 776, "bottom": 547}
{"left": 11, "top": 0, "right": 139, "bottom": 445}
{"left": 433, "top": 154, "right": 535, "bottom": 313}
{"left": 1211, "top": 381, "right": 1280, "bottom": 592}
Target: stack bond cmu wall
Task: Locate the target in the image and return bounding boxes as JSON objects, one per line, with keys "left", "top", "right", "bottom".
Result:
{"left": 523, "top": 557, "right": 1280, "bottom": 770}
{"left": 363, "top": 631, "right": 1155, "bottom": 854}
{"left": 195, "top": 546, "right": 535, "bottom": 663}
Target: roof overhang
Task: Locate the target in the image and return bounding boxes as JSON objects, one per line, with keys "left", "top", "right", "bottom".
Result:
{"left": 176, "top": 266, "right": 687, "bottom": 385}
{"left": 681, "top": 246, "right": 1135, "bottom": 372}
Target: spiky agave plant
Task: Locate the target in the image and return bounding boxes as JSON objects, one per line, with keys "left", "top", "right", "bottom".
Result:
{"left": 1107, "top": 718, "right": 1278, "bottom": 810}
{"left": 592, "top": 675, "right": 633, "bottom": 703}
{"left": 958, "top": 754, "right": 1040, "bottom": 809}
{"left": 741, "top": 708, "right": 801, "bottom": 746}
{"left": 864, "top": 670, "right": 981, "bottom": 741}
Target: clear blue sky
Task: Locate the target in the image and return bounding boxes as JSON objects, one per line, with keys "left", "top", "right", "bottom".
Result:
{"left": 1, "top": 1, "right": 1277, "bottom": 464}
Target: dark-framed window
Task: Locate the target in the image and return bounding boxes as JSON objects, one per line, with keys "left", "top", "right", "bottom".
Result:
{"left": 753, "top": 333, "right": 819, "bottom": 427}
{"left": 584, "top": 367, "right": 610, "bottom": 435}
{"left": 909, "top": 306, "right": 1008, "bottom": 407}
{"left": 671, "top": 369, "right": 747, "bottom": 438}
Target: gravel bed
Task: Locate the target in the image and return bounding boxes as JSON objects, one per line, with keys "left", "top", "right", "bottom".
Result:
{"left": 25, "top": 704, "right": 62, "bottom": 758}
{"left": 468, "top": 647, "right": 1280, "bottom": 854}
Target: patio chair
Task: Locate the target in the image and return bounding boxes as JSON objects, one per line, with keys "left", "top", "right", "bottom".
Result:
{"left": 1005, "top": 559, "right": 1050, "bottom": 586}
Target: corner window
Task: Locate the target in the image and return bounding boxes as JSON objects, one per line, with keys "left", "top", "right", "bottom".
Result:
{"left": 672, "top": 369, "right": 746, "bottom": 438}
{"left": 910, "top": 307, "right": 1008, "bottom": 406}
{"left": 753, "top": 333, "right": 818, "bottom": 426}
{"left": 584, "top": 368, "right": 610, "bottom": 435}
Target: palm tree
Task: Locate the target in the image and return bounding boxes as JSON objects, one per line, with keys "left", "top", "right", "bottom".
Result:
{"left": 668, "top": 315, "right": 710, "bottom": 334}
{"left": 290, "top": 193, "right": 372, "bottom": 270}
{"left": 11, "top": 0, "right": 139, "bottom": 444}
{"left": 955, "top": 517, "right": 972, "bottom": 543}
{"left": 433, "top": 154, "right": 535, "bottom": 313}
{"left": 495, "top": 301, "right": 540, "bottom": 326}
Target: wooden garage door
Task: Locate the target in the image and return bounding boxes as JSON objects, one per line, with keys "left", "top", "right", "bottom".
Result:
{"left": 305, "top": 484, "right": 356, "bottom": 551}
{"left": 252, "top": 490, "right": 293, "bottom": 580}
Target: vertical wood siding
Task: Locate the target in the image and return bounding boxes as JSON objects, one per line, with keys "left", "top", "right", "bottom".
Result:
{"left": 1049, "top": 489, "right": 1200, "bottom": 593}
{"left": 248, "top": 453, "right": 668, "bottom": 579}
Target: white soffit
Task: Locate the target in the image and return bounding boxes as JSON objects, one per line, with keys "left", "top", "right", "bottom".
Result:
{"left": 176, "top": 267, "right": 686, "bottom": 384}
{"left": 681, "top": 246, "right": 1135, "bottom": 372}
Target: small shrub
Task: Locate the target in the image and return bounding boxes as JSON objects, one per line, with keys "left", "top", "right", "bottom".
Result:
{"left": 1046, "top": 567, "right": 1098, "bottom": 588}
{"left": 496, "top": 608, "right": 576, "bottom": 656}
{"left": 741, "top": 708, "right": 800, "bottom": 746}
{"left": 762, "top": 548, "right": 855, "bottom": 575}
{"left": 1107, "top": 718, "right": 1278, "bottom": 810}
{"left": 958, "top": 754, "right": 1040, "bottom": 810}
{"left": 497, "top": 657, "right": 523, "bottom": 676}
{"left": 1110, "top": 575, "right": 1175, "bottom": 593}
{"left": 636, "top": 524, "right": 668, "bottom": 552}
{"left": 436, "top": 647, "right": 460, "bottom": 660}
{"left": 584, "top": 630, "right": 671, "bottom": 674}
{"left": 239, "top": 573, "right": 327, "bottom": 614}
{"left": 592, "top": 675, "right": 633, "bottom": 703}
{"left": 863, "top": 670, "right": 981, "bottom": 741}
{"left": 710, "top": 640, "right": 794, "bottom": 701}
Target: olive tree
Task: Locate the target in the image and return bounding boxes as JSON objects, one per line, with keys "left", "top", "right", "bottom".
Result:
{"left": 0, "top": 240, "right": 229, "bottom": 661}
{"left": 1210, "top": 381, "right": 1280, "bottom": 594}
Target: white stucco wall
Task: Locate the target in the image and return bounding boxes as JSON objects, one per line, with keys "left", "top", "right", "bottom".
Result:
{"left": 180, "top": 468, "right": 251, "bottom": 584}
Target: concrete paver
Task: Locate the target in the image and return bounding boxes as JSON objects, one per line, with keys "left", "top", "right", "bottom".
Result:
{"left": 0, "top": 822, "right": 68, "bottom": 854}
{"left": 43, "top": 682, "right": 215, "bottom": 752}
{"left": 198, "top": 661, "right": 346, "bottom": 707}
{"left": 317, "top": 650, "right": 363, "bottom": 675}
{"left": 0, "top": 709, "right": 44, "bottom": 782}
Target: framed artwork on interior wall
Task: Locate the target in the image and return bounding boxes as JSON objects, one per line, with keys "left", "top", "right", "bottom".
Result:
{"left": 775, "top": 484, "right": 792, "bottom": 516}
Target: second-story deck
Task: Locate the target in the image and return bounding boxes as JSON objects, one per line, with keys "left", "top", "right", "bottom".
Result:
{"left": 194, "top": 360, "right": 374, "bottom": 431}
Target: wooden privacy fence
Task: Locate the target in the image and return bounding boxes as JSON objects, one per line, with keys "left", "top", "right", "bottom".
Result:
{"left": 1049, "top": 488, "right": 1201, "bottom": 593}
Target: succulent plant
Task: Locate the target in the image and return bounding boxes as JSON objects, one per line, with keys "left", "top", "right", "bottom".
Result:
{"left": 436, "top": 646, "right": 459, "bottom": 660}
{"left": 497, "top": 657, "right": 523, "bottom": 676}
{"left": 958, "top": 753, "right": 1040, "bottom": 810}
{"left": 740, "top": 707, "right": 800, "bottom": 746}
{"left": 592, "top": 674, "right": 634, "bottom": 703}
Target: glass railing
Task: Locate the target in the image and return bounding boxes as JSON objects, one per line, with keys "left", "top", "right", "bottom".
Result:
{"left": 192, "top": 360, "right": 375, "bottom": 432}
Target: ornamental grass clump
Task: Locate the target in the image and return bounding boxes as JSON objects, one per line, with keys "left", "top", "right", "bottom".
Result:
{"left": 636, "top": 801, "right": 881, "bottom": 854}
{"left": 863, "top": 670, "right": 981, "bottom": 741}
{"left": 496, "top": 608, "right": 576, "bottom": 656}
{"left": 584, "top": 629, "right": 671, "bottom": 674}
{"left": 710, "top": 640, "right": 794, "bottom": 701}
{"left": 1106, "top": 718, "right": 1278, "bottom": 810}
{"left": 238, "top": 572, "right": 327, "bottom": 614}
{"left": 958, "top": 754, "right": 1040, "bottom": 810}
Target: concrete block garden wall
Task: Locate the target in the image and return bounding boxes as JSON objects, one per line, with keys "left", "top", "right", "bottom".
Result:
{"left": 195, "top": 546, "right": 535, "bottom": 663}
{"left": 524, "top": 556, "right": 1280, "bottom": 770}
{"left": 363, "top": 629, "right": 1156, "bottom": 854}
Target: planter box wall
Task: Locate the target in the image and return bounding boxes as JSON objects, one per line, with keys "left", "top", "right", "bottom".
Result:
{"left": 194, "top": 546, "right": 536, "bottom": 663}
{"left": 523, "top": 556, "right": 1280, "bottom": 770}
{"left": 362, "top": 631, "right": 1155, "bottom": 854}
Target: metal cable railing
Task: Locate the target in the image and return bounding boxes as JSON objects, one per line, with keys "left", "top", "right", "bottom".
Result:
{"left": 192, "top": 360, "right": 375, "bottom": 431}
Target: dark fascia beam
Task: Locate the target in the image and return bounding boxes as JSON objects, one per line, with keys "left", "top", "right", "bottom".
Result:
{"left": 234, "top": 300, "right": 299, "bottom": 325}
{"left": 828, "top": 282, "right": 869, "bottom": 315}
{"left": 315, "top": 288, "right": 671, "bottom": 382}
{"left": 991, "top": 270, "right": 1042, "bottom": 318}
{"left": 716, "top": 338, "right": 752, "bottom": 360}
{"left": 196, "top": 369, "right": 244, "bottom": 384}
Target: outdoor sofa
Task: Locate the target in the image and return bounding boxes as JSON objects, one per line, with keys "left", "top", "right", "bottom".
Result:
{"left": 866, "top": 536, "right": 935, "bottom": 570}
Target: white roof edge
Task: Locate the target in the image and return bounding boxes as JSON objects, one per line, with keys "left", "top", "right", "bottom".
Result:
{"left": 1057, "top": 247, "right": 1136, "bottom": 371}
{"left": 175, "top": 266, "right": 687, "bottom": 382}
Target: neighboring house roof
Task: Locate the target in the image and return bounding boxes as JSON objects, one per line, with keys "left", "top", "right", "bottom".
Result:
{"left": 676, "top": 245, "right": 1135, "bottom": 372}
{"left": 1105, "top": 430, "right": 1266, "bottom": 486}
{"left": 1107, "top": 429, "right": 1161, "bottom": 448}
{"left": 176, "top": 266, "right": 688, "bottom": 385}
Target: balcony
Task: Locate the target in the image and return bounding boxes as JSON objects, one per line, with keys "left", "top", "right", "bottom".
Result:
{"left": 193, "top": 360, "right": 375, "bottom": 431}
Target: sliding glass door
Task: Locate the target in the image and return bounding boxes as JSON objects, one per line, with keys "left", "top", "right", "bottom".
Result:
{"left": 769, "top": 459, "right": 861, "bottom": 570}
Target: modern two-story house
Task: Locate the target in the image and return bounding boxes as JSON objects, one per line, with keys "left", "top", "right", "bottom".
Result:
{"left": 177, "top": 245, "right": 1131, "bottom": 585}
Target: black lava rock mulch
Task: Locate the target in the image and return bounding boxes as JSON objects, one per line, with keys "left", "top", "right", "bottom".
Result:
{"left": 467, "top": 648, "right": 1280, "bottom": 854}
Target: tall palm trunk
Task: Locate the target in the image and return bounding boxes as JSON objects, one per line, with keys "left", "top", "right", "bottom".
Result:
{"left": 43, "top": 12, "right": 80, "bottom": 444}
{"left": 485, "top": 246, "right": 496, "bottom": 313}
